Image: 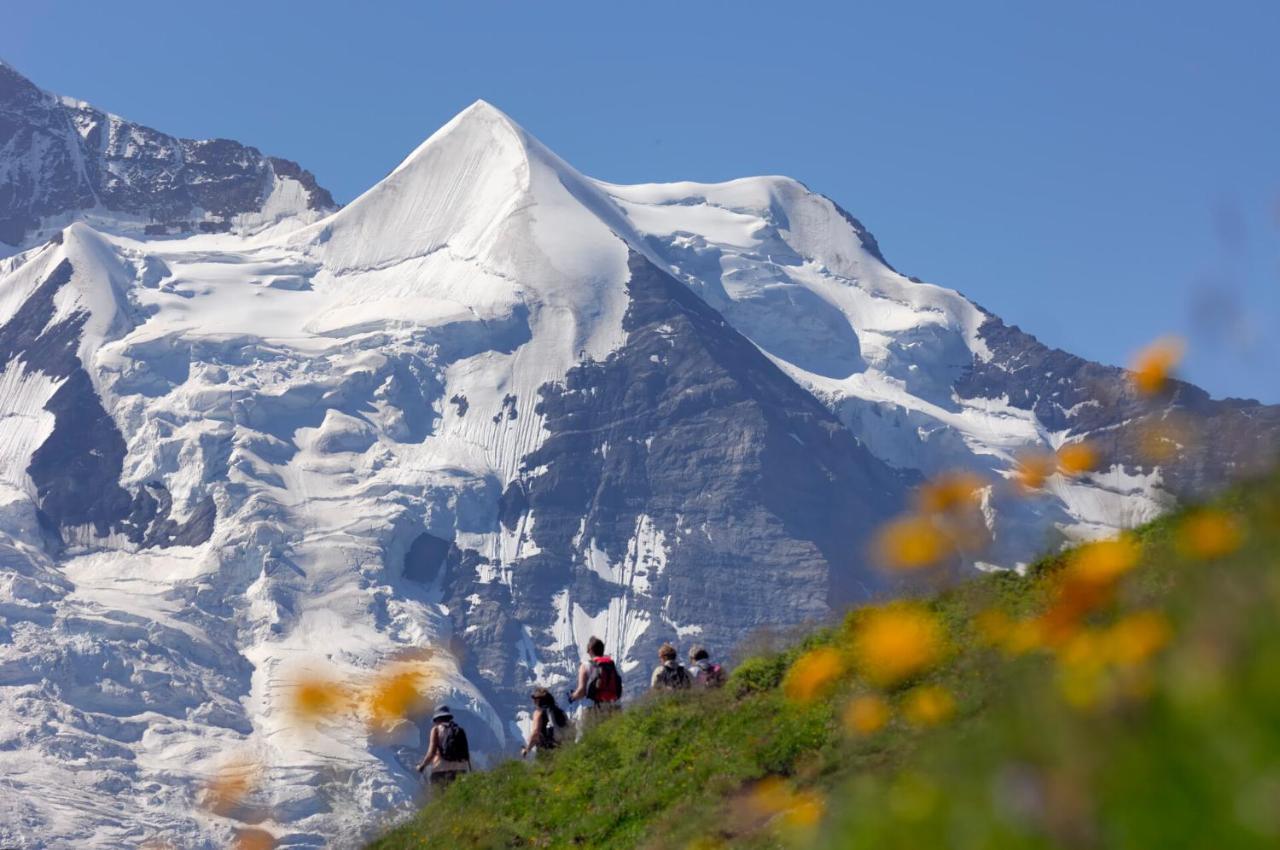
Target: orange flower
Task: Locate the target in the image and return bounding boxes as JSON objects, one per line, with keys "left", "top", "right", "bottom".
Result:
{"left": 1056, "top": 441, "right": 1098, "bottom": 476}
{"left": 203, "top": 756, "right": 259, "bottom": 816}
{"left": 366, "top": 666, "right": 432, "bottom": 728}
{"left": 843, "top": 694, "right": 891, "bottom": 736}
{"left": 901, "top": 685, "right": 955, "bottom": 727}
{"left": 784, "top": 647, "right": 845, "bottom": 702}
{"left": 781, "top": 790, "right": 825, "bottom": 830}
{"left": 745, "top": 778, "right": 824, "bottom": 832}
{"left": 1106, "top": 611, "right": 1172, "bottom": 666}
{"left": 289, "top": 676, "right": 350, "bottom": 723}
{"left": 1176, "top": 510, "right": 1244, "bottom": 560}
{"left": 1134, "top": 415, "right": 1196, "bottom": 464}
{"left": 1129, "top": 336, "right": 1185, "bottom": 396}
{"left": 235, "top": 830, "right": 276, "bottom": 850}
{"left": 1067, "top": 536, "right": 1142, "bottom": 585}
{"left": 973, "top": 609, "right": 1012, "bottom": 647}
{"left": 850, "top": 604, "right": 946, "bottom": 688}
{"left": 873, "top": 514, "right": 951, "bottom": 570}
{"left": 1014, "top": 450, "right": 1056, "bottom": 491}
{"left": 915, "top": 471, "right": 985, "bottom": 515}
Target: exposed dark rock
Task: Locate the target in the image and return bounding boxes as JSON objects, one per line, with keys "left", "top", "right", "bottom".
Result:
{"left": 0, "top": 258, "right": 214, "bottom": 547}
{"left": 267, "top": 156, "right": 337, "bottom": 211}
{"left": 403, "top": 532, "right": 452, "bottom": 584}
{"left": 957, "top": 313, "right": 1280, "bottom": 495}
{"left": 439, "top": 252, "right": 906, "bottom": 716}
{"left": 0, "top": 61, "right": 335, "bottom": 248}
{"left": 829, "top": 198, "right": 897, "bottom": 273}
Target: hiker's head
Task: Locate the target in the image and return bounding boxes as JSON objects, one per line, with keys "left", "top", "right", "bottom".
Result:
{"left": 587, "top": 636, "right": 605, "bottom": 657}
{"left": 689, "top": 645, "right": 709, "bottom": 662}
{"left": 431, "top": 706, "right": 454, "bottom": 724}
{"left": 658, "top": 643, "right": 677, "bottom": 662}
{"left": 530, "top": 686, "right": 551, "bottom": 707}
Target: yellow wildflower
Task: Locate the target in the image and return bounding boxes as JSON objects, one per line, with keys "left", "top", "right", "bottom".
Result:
{"left": 1013, "top": 450, "right": 1056, "bottom": 491}
{"left": 1056, "top": 441, "right": 1098, "bottom": 476}
{"left": 1106, "top": 611, "right": 1172, "bottom": 666}
{"left": 1176, "top": 509, "right": 1244, "bottom": 560}
{"left": 850, "top": 604, "right": 946, "bottom": 688}
{"left": 843, "top": 694, "right": 891, "bottom": 736}
{"left": 783, "top": 646, "right": 845, "bottom": 702}
{"left": 873, "top": 514, "right": 950, "bottom": 570}
{"left": 901, "top": 685, "right": 955, "bottom": 727}
{"left": 1129, "top": 336, "right": 1184, "bottom": 396}
{"left": 915, "top": 471, "right": 985, "bottom": 515}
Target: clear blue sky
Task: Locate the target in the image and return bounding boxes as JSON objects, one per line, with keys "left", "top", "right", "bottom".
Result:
{"left": 4, "top": 1, "right": 1277, "bottom": 401}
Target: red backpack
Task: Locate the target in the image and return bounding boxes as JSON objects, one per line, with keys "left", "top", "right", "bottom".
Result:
{"left": 586, "top": 655, "right": 623, "bottom": 704}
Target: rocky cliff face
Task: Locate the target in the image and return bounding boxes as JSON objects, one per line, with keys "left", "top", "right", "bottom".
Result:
{"left": 0, "top": 71, "right": 1276, "bottom": 850}
{"left": 0, "top": 61, "right": 333, "bottom": 249}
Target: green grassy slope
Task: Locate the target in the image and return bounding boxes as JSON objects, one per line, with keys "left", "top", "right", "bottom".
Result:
{"left": 369, "top": 473, "right": 1280, "bottom": 850}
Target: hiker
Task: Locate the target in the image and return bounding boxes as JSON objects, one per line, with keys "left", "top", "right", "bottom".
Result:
{"left": 415, "top": 705, "right": 471, "bottom": 791}
{"left": 650, "top": 643, "right": 692, "bottom": 690}
{"left": 567, "top": 636, "right": 623, "bottom": 719}
{"left": 521, "top": 686, "right": 569, "bottom": 757}
{"left": 688, "top": 645, "right": 727, "bottom": 688}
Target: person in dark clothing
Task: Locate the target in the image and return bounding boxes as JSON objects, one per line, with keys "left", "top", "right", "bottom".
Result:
{"left": 650, "top": 642, "right": 692, "bottom": 691}
{"left": 521, "top": 686, "right": 569, "bottom": 757}
{"left": 416, "top": 706, "right": 471, "bottom": 791}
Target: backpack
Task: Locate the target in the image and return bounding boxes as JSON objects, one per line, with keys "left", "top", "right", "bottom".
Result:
{"left": 694, "top": 660, "right": 726, "bottom": 689}
{"left": 655, "top": 663, "right": 692, "bottom": 690}
{"left": 537, "top": 704, "right": 568, "bottom": 750}
{"left": 586, "top": 656, "right": 623, "bottom": 704}
{"left": 438, "top": 720, "right": 470, "bottom": 763}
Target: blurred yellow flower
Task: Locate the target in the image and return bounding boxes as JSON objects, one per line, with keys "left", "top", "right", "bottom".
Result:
{"left": 745, "top": 777, "right": 824, "bottom": 833}
{"left": 1129, "top": 336, "right": 1184, "bottom": 396}
{"left": 784, "top": 646, "right": 845, "bottom": 702}
{"left": 843, "top": 693, "right": 891, "bottom": 736}
{"left": 1056, "top": 441, "right": 1098, "bottom": 476}
{"left": 873, "top": 514, "right": 950, "bottom": 570}
{"left": 202, "top": 756, "right": 259, "bottom": 817}
{"left": 851, "top": 604, "right": 946, "bottom": 688}
{"left": 746, "top": 776, "right": 793, "bottom": 817}
{"left": 1134, "top": 415, "right": 1197, "bottom": 465}
{"left": 781, "top": 791, "right": 825, "bottom": 830}
{"left": 235, "top": 830, "right": 276, "bottom": 850}
{"left": 1067, "top": 535, "right": 1142, "bottom": 585}
{"left": 289, "top": 676, "right": 350, "bottom": 723}
{"left": 1176, "top": 510, "right": 1244, "bottom": 560}
{"left": 902, "top": 685, "right": 956, "bottom": 727}
{"left": 973, "top": 609, "right": 1012, "bottom": 646}
{"left": 1106, "top": 611, "right": 1172, "bottom": 666}
{"left": 915, "top": 471, "right": 985, "bottom": 515}
{"left": 366, "top": 666, "right": 431, "bottom": 728}
{"left": 1014, "top": 450, "right": 1055, "bottom": 491}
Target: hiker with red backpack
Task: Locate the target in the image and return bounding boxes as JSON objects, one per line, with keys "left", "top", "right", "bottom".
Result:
{"left": 650, "top": 642, "right": 693, "bottom": 691}
{"left": 567, "top": 636, "right": 623, "bottom": 721}
{"left": 415, "top": 705, "right": 471, "bottom": 791}
{"left": 688, "top": 645, "right": 727, "bottom": 688}
{"left": 521, "top": 686, "right": 570, "bottom": 757}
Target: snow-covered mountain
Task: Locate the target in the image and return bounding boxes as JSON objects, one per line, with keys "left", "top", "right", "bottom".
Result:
{"left": 0, "top": 63, "right": 1276, "bottom": 848}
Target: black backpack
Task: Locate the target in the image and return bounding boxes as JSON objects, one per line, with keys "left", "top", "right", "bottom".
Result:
{"left": 537, "top": 704, "right": 568, "bottom": 750}
{"left": 656, "top": 663, "right": 692, "bottom": 690}
{"left": 438, "top": 720, "right": 470, "bottom": 763}
{"left": 586, "top": 656, "right": 623, "bottom": 704}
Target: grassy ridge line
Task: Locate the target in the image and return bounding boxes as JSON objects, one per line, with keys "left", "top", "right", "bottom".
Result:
{"left": 368, "top": 473, "right": 1280, "bottom": 850}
